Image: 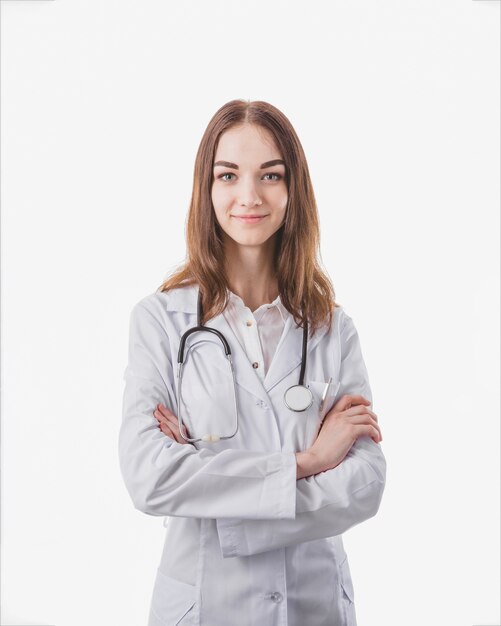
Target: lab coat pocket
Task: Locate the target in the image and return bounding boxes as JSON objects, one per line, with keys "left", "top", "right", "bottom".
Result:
{"left": 303, "top": 379, "right": 341, "bottom": 449}
{"left": 338, "top": 555, "right": 357, "bottom": 626}
{"left": 339, "top": 556, "right": 354, "bottom": 603}
{"left": 308, "top": 379, "right": 341, "bottom": 420}
{"left": 149, "top": 568, "right": 196, "bottom": 626}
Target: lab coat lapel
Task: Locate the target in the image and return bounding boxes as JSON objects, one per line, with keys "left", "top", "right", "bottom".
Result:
{"left": 263, "top": 314, "right": 328, "bottom": 393}
{"left": 206, "top": 301, "right": 329, "bottom": 403}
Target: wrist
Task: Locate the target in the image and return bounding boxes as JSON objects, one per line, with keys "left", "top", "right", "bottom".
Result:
{"left": 295, "top": 450, "right": 321, "bottom": 479}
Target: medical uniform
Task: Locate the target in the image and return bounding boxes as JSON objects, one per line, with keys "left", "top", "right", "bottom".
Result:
{"left": 118, "top": 284, "right": 386, "bottom": 626}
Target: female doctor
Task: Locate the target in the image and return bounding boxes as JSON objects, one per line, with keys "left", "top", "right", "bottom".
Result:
{"left": 119, "top": 99, "right": 386, "bottom": 626}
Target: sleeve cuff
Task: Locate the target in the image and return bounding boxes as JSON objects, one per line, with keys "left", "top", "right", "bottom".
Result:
{"left": 216, "top": 451, "right": 297, "bottom": 558}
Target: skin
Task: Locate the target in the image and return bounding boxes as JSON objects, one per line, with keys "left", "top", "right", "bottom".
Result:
{"left": 211, "top": 122, "right": 288, "bottom": 310}
{"left": 295, "top": 395, "right": 382, "bottom": 479}
{"left": 153, "top": 122, "right": 383, "bottom": 477}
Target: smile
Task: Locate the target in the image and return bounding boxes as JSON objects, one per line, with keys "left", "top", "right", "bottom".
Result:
{"left": 231, "top": 215, "right": 269, "bottom": 224}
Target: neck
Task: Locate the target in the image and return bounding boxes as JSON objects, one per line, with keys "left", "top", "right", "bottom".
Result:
{"left": 223, "top": 235, "right": 279, "bottom": 311}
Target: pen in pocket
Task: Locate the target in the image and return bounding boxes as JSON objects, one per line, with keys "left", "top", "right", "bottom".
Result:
{"left": 319, "top": 377, "right": 332, "bottom": 413}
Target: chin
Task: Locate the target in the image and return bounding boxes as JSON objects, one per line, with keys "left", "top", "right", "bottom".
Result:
{"left": 234, "top": 236, "right": 269, "bottom": 247}
{"left": 225, "top": 230, "right": 270, "bottom": 247}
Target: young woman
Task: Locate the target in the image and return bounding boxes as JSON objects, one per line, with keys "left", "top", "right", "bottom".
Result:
{"left": 119, "top": 99, "right": 386, "bottom": 626}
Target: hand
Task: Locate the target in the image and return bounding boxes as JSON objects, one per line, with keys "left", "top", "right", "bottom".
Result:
{"left": 301, "top": 394, "right": 382, "bottom": 476}
{"left": 153, "top": 403, "right": 193, "bottom": 445}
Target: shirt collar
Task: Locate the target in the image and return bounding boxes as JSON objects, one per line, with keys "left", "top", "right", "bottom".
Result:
{"left": 226, "top": 289, "right": 289, "bottom": 324}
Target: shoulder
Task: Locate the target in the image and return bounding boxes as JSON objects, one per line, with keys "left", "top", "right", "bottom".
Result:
{"left": 332, "top": 305, "right": 351, "bottom": 333}
{"left": 334, "top": 306, "right": 370, "bottom": 356}
{"left": 132, "top": 284, "right": 198, "bottom": 318}
{"left": 331, "top": 305, "right": 361, "bottom": 344}
{"left": 127, "top": 285, "right": 198, "bottom": 343}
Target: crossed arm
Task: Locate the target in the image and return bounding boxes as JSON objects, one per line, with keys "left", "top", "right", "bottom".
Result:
{"left": 119, "top": 304, "right": 386, "bottom": 557}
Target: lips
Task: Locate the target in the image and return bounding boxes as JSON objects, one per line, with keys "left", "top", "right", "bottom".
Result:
{"left": 231, "top": 215, "right": 269, "bottom": 224}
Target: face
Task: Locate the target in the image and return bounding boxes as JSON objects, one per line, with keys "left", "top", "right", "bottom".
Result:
{"left": 211, "top": 124, "right": 288, "bottom": 249}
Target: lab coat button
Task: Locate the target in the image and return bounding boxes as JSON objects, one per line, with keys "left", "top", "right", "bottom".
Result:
{"left": 270, "top": 592, "right": 283, "bottom": 603}
{"left": 252, "top": 362, "right": 259, "bottom": 368}
{"left": 246, "top": 320, "right": 253, "bottom": 326}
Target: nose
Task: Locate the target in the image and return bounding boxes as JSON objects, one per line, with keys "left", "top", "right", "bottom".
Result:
{"left": 237, "top": 179, "right": 262, "bottom": 207}
{"left": 240, "top": 197, "right": 262, "bottom": 208}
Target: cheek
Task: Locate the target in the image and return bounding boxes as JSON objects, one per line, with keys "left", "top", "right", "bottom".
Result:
{"left": 272, "top": 189, "right": 288, "bottom": 219}
{"left": 271, "top": 186, "right": 288, "bottom": 211}
{"left": 274, "top": 195, "right": 288, "bottom": 227}
{"left": 213, "top": 207, "right": 228, "bottom": 230}
{"left": 211, "top": 187, "right": 230, "bottom": 224}
{"left": 211, "top": 185, "right": 222, "bottom": 208}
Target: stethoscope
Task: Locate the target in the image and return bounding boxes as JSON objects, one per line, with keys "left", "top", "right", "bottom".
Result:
{"left": 176, "top": 288, "right": 312, "bottom": 443}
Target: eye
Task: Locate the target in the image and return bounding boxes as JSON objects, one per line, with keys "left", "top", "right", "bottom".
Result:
{"left": 216, "top": 171, "right": 283, "bottom": 183}
{"left": 263, "top": 172, "right": 282, "bottom": 181}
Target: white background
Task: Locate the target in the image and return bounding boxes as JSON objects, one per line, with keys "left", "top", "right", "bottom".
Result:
{"left": 1, "top": 1, "right": 499, "bottom": 625}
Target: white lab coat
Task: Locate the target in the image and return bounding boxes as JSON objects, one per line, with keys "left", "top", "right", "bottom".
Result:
{"left": 119, "top": 284, "right": 386, "bottom": 626}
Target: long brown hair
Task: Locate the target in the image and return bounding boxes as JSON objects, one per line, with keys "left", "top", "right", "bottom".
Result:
{"left": 157, "top": 99, "right": 339, "bottom": 337}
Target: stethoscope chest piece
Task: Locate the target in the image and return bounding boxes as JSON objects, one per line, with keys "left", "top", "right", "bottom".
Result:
{"left": 284, "top": 384, "right": 313, "bottom": 412}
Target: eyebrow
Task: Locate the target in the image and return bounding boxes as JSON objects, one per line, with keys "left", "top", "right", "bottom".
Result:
{"left": 213, "top": 159, "right": 285, "bottom": 170}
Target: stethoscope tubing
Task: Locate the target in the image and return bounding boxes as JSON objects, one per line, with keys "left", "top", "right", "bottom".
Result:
{"left": 176, "top": 287, "right": 310, "bottom": 443}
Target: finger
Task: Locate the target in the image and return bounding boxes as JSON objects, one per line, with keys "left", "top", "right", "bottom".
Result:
{"left": 155, "top": 405, "right": 175, "bottom": 424}
{"left": 334, "top": 394, "right": 371, "bottom": 411}
{"left": 154, "top": 409, "right": 170, "bottom": 425}
{"left": 155, "top": 411, "right": 184, "bottom": 443}
{"left": 156, "top": 407, "right": 191, "bottom": 440}
{"left": 364, "top": 408, "right": 378, "bottom": 422}
{"left": 350, "top": 415, "right": 383, "bottom": 443}
{"left": 153, "top": 409, "right": 164, "bottom": 422}
{"left": 164, "top": 412, "right": 191, "bottom": 440}
{"left": 352, "top": 423, "right": 382, "bottom": 443}
{"left": 164, "top": 420, "right": 187, "bottom": 444}
{"left": 159, "top": 420, "right": 177, "bottom": 441}
{"left": 350, "top": 415, "right": 383, "bottom": 439}
{"left": 154, "top": 408, "right": 183, "bottom": 442}
{"left": 157, "top": 403, "right": 173, "bottom": 418}
{"left": 344, "top": 405, "right": 378, "bottom": 420}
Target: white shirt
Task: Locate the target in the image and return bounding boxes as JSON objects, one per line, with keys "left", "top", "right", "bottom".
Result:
{"left": 222, "top": 290, "right": 289, "bottom": 382}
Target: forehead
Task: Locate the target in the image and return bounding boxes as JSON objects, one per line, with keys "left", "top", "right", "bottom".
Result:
{"left": 214, "top": 124, "right": 282, "bottom": 164}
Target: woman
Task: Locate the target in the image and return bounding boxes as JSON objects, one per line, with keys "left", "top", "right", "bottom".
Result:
{"left": 119, "top": 99, "right": 386, "bottom": 626}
